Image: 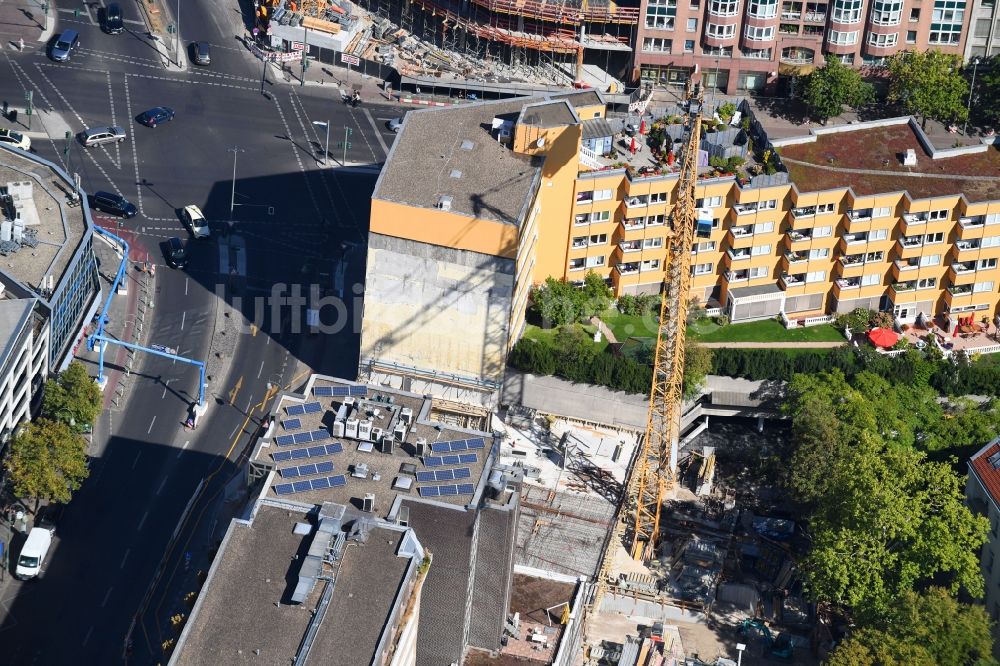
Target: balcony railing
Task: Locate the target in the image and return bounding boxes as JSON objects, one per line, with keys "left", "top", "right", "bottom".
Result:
{"left": 948, "top": 284, "right": 973, "bottom": 295}
{"left": 894, "top": 258, "right": 919, "bottom": 271}
{"left": 781, "top": 11, "right": 802, "bottom": 19}
{"left": 891, "top": 282, "right": 916, "bottom": 292}
{"left": 787, "top": 230, "right": 812, "bottom": 242}
{"left": 625, "top": 197, "right": 648, "bottom": 208}
{"left": 620, "top": 242, "right": 642, "bottom": 252}
{"left": 848, "top": 208, "right": 872, "bottom": 221}
{"left": 616, "top": 263, "right": 640, "bottom": 275}
{"left": 957, "top": 241, "right": 981, "bottom": 252}
{"left": 791, "top": 206, "right": 815, "bottom": 218}
{"left": 780, "top": 273, "right": 805, "bottom": 286}
{"left": 728, "top": 249, "right": 752, "bottom": 260}
{"left": 804, "top": 12, "right": 826, "bottom": 21}
{"left": 900, "top": 237, "right": 923, "bottom": 248}
{"left": 959, "top": 216, "right": 985, "bottom": 229}
{"left": 843, "top": 233, "right": 867, "bottom": 245}
{"left": 903, "top": 213, "right": 927, "bottom": 225}
{"left": 841, "top": 254, "right": 864, "bottom": 266}
{"left": 734, "top": 204, "right": 759, "bottom": 215}
{"left": 731, "top": 226, "right": 753, "bottom": 238}
{"left": 786, "top": 251, "right": 809, "bottom": 263}
{"left": 726, "top": 270, "right": 750, "bottom": 282}
{"left": 836, "top": 278, "right": 861, "bottom": 289}
{"left": 623, "top": 220, "right": 644, "bottom": 230}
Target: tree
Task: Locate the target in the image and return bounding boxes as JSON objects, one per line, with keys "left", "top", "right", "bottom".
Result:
{"left": 580, "top": 271, "right": 612, "bottom": 318}
{"left": 42, "top": 361, "right": 102, "bottom": 429}
{"left": 978, "top": 54, "right": 1000, "bottom": 129}
{"left": 826, "top": 628, "right": 937, "bottom": 666}
{"left": 5, "top": 418, "right": 90, "bottom": 512}
{"left": 803, "top": 56, "right": 875, "bottom": 123}
{"left": 888, "top": 50, "right": 969, "bottom": 128}
{"left": 531, "top": 277, "right": 581, "bottom": 327}
{"left": 683, "top": 342, "right": 712, "bottom": 399}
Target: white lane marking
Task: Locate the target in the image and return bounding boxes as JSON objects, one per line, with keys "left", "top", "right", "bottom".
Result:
{"left": 177, "top": 439, "right": 190, "bottom": 458}
{"left": 132, "top": 452, "right": 141, "bottom": 469}
{"left": 181, "top": 311, "right": 186, "bottom": 330}
{"left": 147, "top": 415, "right": 157, "bottom": 434}
{"left": 120, "top": 548, "right": 130, "bottom": 569}
{"left": 245, "top": 394, "right": 254, "bottom": 412}
{"left": 161, "top": 379, "right": 172, "bottom": 399}
{"left": 100, "top": 588, "right": 113, "bottom": 608}
{"left": 229, "top": 422, "right": 240, "bottom": 438}
{"left": 82, "top": 626, "right": 94, "bottom": 647}
{"left": 185, "top": 277, "right": 189, "bottom": 295}
{"left": 156, "top": 477, "right": 168, "bottom": 495}
{"left": 363, "top": 107, "right": 389, "bottom": 156}
{"left": 137, "top": 510, "right": 149, "bottom": 531}
{"left": 257, "top": 360, "right": 264, "bottom": 379}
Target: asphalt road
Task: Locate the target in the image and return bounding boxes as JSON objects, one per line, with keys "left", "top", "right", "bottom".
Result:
{"left": 0, "top": 4, "right": 393, "bottom": 661}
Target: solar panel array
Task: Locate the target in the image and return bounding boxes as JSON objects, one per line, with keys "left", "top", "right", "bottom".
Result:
{"left": 274, "top": 474, "right": 347, "bottom": 495}
{"left": 416, "top": 467, "right": 472, "bottom": 483}
{"left": 278, "top": 460, "right": 335, "bottom": 478}
{"left": 418, "top": 483, "right": 475, "bottom": 497}
{"left": 274, "top": 429, "right": 331, "bottom": 447}
{"left": 429, "top": 437, "right": 487, "bottom": 453}
{"left": 313, "top": 385, "right": 368, "bottom": 398}
{"left": 272, "top": 442, "right": 343, "bottom": 462}
{"left": 424, "top": 453, "right": 477, "bottom": 467}
{"left": 281, "top": 418, "right": 301, "bottom": 430}
{"left": 286, "top": 401, "right": 323, "bottom": 416}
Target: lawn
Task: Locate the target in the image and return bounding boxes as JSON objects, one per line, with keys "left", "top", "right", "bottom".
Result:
{"left": 689, "top": 318, "right": 845, "bottom": 343}
{"left": 600, "top": 311, "right": 660, "bottom": 341}
{"left": 523, "top": 323, "right": 609, "bottom": 351}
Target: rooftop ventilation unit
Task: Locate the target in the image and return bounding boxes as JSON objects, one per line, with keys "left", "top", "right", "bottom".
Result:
{"left": 332, "top": 420, "right": 345, "bottom": 438}
{"left": 362, "top": 493, "right": 375, "bottom": 512}
{"left": 394, "top": 423, "right": 407, "bottom": 442}
{"left": 461, "top": 140, "right": 474, "bottom": 150}
{"left": 400, "top": 407, "right": 414, "bottom": 426}
{"left": 415, "top": 437, "right": 427, "bottom": 456}
{"left": 345, "top": 418, "right": 359, "bottom": 439}
{"left": 449, "top": 170, "right": 462, "bottom": 179}
{"left": 370, "top": 427, "right": 383, "bottom": 442}
{"left": 379, "top": 436, "right": 394, "bottom": 454}
{"left": 359, "top": 420, "right": 373, "bottom": 440}
{"left": 437, "top": 196, "right": 453, "bottom": 211}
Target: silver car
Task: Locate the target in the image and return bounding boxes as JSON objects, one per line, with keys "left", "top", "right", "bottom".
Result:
{"left": 50, "top": 30, "right": 79, "bottom": 62}
{"left": 81, "top": 126, "right": 127, "bottom": 147}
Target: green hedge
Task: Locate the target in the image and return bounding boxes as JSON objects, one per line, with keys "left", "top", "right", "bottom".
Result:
{"left": 508, "top": 337, "right": 650, "bottom": 394}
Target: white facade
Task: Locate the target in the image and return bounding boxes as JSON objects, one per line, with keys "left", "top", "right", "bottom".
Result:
{"left": 965, "top": 0, "right": 1000, "bottom": 60}
{"left": 0, "top": 299, "right": 48, "bottom": 446}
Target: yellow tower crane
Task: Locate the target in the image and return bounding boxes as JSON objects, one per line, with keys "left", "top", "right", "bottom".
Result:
{"left": 589, "top": 76, "right": 704, "bottom": 619}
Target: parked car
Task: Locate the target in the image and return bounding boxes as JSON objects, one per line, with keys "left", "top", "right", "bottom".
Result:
{"left": 50, "top": 30, "right": 80, "bottom": 62}
{"left": 0, "top": 128, "right": 30, "bottom": 151}
{"left": 90, "top": 191, "right": 137, "bottom": 218}
{"left": 137, "top": 106, "right": 175, "bottom": 127}
{"left": 81, "top": 126, "right": 127, "bottom": 147}
{"left": 15, "top": 525, "right": 54, "bottom": 580}
{"left": 180, "top": 205, "right": 210, "bottom": 238}
{"left": 192, "top": 41, "right": 211, "bottom": 66}
{"left": 387, "top": 117, "right": 404, "bottom": 133}
{"left": 102, "top": 3, "right": 124, "bottom": 34}
{"left": 165, "top": 237, "right": 187, "bottom": 268}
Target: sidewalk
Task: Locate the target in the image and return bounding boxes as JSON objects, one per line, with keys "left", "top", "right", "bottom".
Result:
{"left": 0, "top": 0, "right": 55, "bottom": 47}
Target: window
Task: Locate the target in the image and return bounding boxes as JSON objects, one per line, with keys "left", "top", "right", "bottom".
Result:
{"left": 642, "top": 259, "right": 661, "bottom": 270}
{"left": 861, "top": 273, "right": 881, "bottom": 286}
{"left": 865, "top": 251, "right": 884, "bottom": 262}
{"left": 817, "top": 202, "right": 836, "bottom": 213}
{"left": 868, "top": 32, "right": 898, "bottom": 46}
{"left": 590, "top": 233, "right": 608, "bottom": 244}
{"left": 742, "top": 47, "right": 773, "bottom": 59}
{"left": 586, "top": 255, "right": 606, "bottom": 267}
{"left": 694, "top": 240, "right": 717, "bottom": 253}
{"left": 928, "top": 209, "right": 949, "bottom": 220}
{"left": 979, "top": 258, "right": 998, "bottom": 270}
{"left": 753, "top": 221, "right": 774, "bottom": 234}
{"left": 692, "top": 262, "right": 714, "bottom": 275}
{"left": 748, "top": 0, "right": 778, "bottom": 17}
{"left": 975, "top": 17, "right": 991, "bottom": 37}
{"left": 759, "top": 199, "right": 777, "bottom": 210}
{"left": 749, "top": 266, "right": 769, "bottom": 279}
{"left": 709, "top": 0, "right": 739, "bottom": 15}
{"left": 645, "top": 0, "right": 678, "bottom": 29}
{"left": 974, "top": 281, "right": 995, "bottom": 293}
{"left": 924, "top": 232, "right": 944, "bottom": 244}
{"left": 650, "top": 192, "right": 668, "bottom": 203}
{"left": 986, "top": 213, "right": 1000, "bottom": 225}
{"left": 569, "top": 258, "right": 585, "bottom": 270}
{"left": 687, "top": 17, "right": 698, "bottom": 30}
{"left": 594, "top": 189, "right": 613, "bottom": 201}
{"left": 906, "top": 30, "right": 917, "bottom": 42}
{"left": 707, "top": 23, "right": 737, "bottom": 38}
{"left": 809, "top": 248, "right": 830, "bottom": 259}
{"left": 643, "top": 237, "right": 664, "bottom": 249}
{"left": 647, "top": 214, "right": 665, "bottom": 226}
{"left": 871, "top": 0, "right": 901, "bottom": 24}
{"left": 831, "top": 0, "right": 862, "bottom": 21}
{"left": 929, "top": 0, "right": 965, "bottom": 44}
{"left": 873, "top": 207, "right": 891, "bottom": 218}
{"left": 643, "top": 37, "right": 674, "bottom": 52}
{"left": 751, "top": 244, "right": 771, "bottom": 256}
{"left": 984, "top": 236, "right": 1000, "bottom": 248}
{"left": 870, "top": 228, "right": 888, "bottom": 241}
{"left": 916, "top": 277, "right": 937, "bottom": 289}
{"left": 909, "top": 7, "right": 920, "bottom": 19}
{"left": 828, "top": 29, "right": 859, "bottom": 44}
{"left": 591, "top": 211, "right": 610, "bottom": 223}
{"left": 745, "top": 25, "right": 775, "bottom": 40}
{"left": 684, "top": 39, "right": 696, "bottom": 52}
{"left": 814, "top": 225, "right": 833, "bottom": 238}
{"left": 919, "top": 254, "right": 940, "bottom": 267}
{"left": 806, "top": 270, "right": 826, "bottom": 283}
{"left": 699, "top": 196, "right": 723, "bottom": 207}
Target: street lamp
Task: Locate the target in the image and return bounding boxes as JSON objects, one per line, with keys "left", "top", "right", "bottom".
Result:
{"left": 228, "top": 145, "right": 245, "bottom": 221}
{"left": 963, "top": 56, "right": 982, "bottom": 137}
{"left": 312, "top": 120, "right": 330, "bottom": 167}
{"left": 175, "top": 0, "right": 181, "bottom": 68}
{"left": 736, "top": 642, "right": 746, "bottom": 666}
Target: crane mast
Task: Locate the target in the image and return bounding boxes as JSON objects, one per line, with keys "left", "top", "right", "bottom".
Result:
{"left": 589, "top": 79, "right": 704, "bottom": 619}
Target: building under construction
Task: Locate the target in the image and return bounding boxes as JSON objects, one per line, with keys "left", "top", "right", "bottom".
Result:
{"left": 354, "top": 0, "right": 639, "bottom": 86}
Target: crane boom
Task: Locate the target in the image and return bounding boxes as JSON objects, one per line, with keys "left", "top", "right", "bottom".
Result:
{"left": 588, "top": 80, "right": 704, "bottom": 624}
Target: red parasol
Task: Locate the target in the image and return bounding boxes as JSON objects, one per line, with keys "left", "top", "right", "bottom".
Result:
{"left": 630, "top": 137, "right": 637, "bottom": 154}
{"left": 639, "top": 120, "right": 646, "bottom": 135}
{"left": 867, "top": 327, "right": 899, "bottom": 348}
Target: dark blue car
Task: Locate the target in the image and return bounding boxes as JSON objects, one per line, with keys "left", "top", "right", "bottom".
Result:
{"left": 137, "top": 106, "right": 175, "bottom": 127}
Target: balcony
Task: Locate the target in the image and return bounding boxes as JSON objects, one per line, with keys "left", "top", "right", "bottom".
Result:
{"left": 791, "top": 206, "right": 816, "bottom": 219}
{"left": 781, "top": 11, "right": 802, "bottom": 19}
{"left": 616, "top": 262, "right": 641, "bottom": 276}
{"left": 726, "top": 269, "right": 751, "bottom": 282}
{"left": 786, "top": 229, "right": 812, "bottom": 243}
{"left": 948, "top": 284, "right": 973, "bottom": 296}
{"left": 956, "top": 240, "right": 982, "bottom": 255}
{"left": 960, "top": 215, "right": 985, "bottom": 229}
{"left": 728, "top": 248, "right": 752, "bottom": 261}
{"left": 890, "top": 281, "right": 916, "bottom": 293}
{"left": 840, "top": 254, "right": 865, "bottom": 267}
{"left": 620, "top": 240, "right": 643, "bottom": 253}
{"left": 894, "top": 257, "right": 920, "bottom": 271}
{"left": 842, "top": 232, "right": 868, "bottom": 245}
{"left": 734, "top": 203, "right": 760, "bottom": 215}
{"left": 804, "top": 11, "right": 826, "bottom": 21}
{"left": 572, "top": 239, "right": 588, "bottom": 249}
{"left": 625, "top": 196, "right": 649, "bottom": 208}
{"left": 848, "top": 208, "right": 872, "bottom": 221}
{"left": 948, "top": 262, "right": 978, "bottom": 284}
{"left": 622, "top": 218, "right": 645, "bottom": 231}
{"left": 779, "top": 272, "right": 805, "bottom": 287}
{"left": 951, "top": 261, "right": 976, "bottom": 275}
{"left": 836, "top": 277, "right": 862, "bottom": 290}
{"left": 785, "top": 250, "right": 809, "bottom": 263}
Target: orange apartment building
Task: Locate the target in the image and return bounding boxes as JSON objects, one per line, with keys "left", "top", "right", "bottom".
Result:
{"left": 360, "top": 91, "right": 1000, "bottom": 400}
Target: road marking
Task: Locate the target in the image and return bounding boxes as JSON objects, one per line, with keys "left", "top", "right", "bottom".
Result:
{"left": 161, "top": 379, "right": 172, "bottom": 399}
{"left": 177, "top": 439, "right": 190, "bottom": 459}
{"left": 82, "top": 626, "right": 94, "bottom": 647}
{"left": 156, "top": 477, "right": 168, "bottom": 495}
{"left": 257, "top": 360, "right": 264, "bottom": 379}
{"left": 132, "top": 452, "right": 142, "bottom": 469}
{"left": 101, "top": 588, "right": 113, "bottom": 608}
{"left": 138, "top": 510, "right": 149, "bottom": 531}
{"left": 229, "top": 422, "right": 241, "bottom": 438}
{"left": 147, "top": 415, "right": 157, "bottom": 434}
{"left": 120, "top": 549, "right": 131, "bottom": 569}
{"left": 181, "top": 311, "right": 186, "bottom": 330}
{"left": 185, "top": 277, "right": 189, "bottom": 295}
{"left": 246, "top": 394, "right": 254, "bottom": 412}
{"left": 363, "top": 108, "right": 390, "bottom": 156}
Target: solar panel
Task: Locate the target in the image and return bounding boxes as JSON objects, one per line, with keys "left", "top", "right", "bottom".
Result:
{"left": 307, "top": 445, "right": 327, "bottom": 457}
{"left": 349, "top": 385, "right": 368, "bottom": 396}
{"left": 290, "top": 448, "right": 309, "bottom": 460}
{"left": 299, "top": 463, "right": 318, "bottom": 476}
{"left": 274, "top": 482, "right": 295, "bottom": 495}
{"left": 328, "top": 474, "right": 347, "bottom": 487}
{"left": 430, "top": 442, "right": 450, "bottom": 453}
{"left": 273, "top": 451, "right": 292, "bottom": 462}
{"left": 282, "top": 418, "right": 301, "bottom": 430}
{"left": 439, "top": 484, "right": 459, "bottom": 496}
{"left": 286, "top": 404, "right": 306, "bottom": 416}
{"left": 442, "top": 455, "right": 461, "bottom": 465}
{"left": 310, "top": 476, "right": 330, "bottom": 489}
{"left": 292, "top": 480, "right": 312, "bottom": 493}
{"left": 316, "top": 461, "right": 335, "bottom": 474}
{"left": 303, "top": 401, "right": 322, "bottom": 414}
{"left": 457, "top": 483, "right": 475, "bottom": 494}
{"left": 275, "top": 434, "right": 296, "bottom": 447}
{"left": 424, "top": 456, "right": 443, "bottom": 467}
{"left": 279, "top": 467, "right": 300, "bottom": 478}
{"left": 418, "top": 486, "right": 440, "bottom": 497}
{"left": 313, "top": 386, "right": 336, "bottom": 397}
{"left": 326, "top": 443, "right": 343, "bottom": 455}
{"left": 467, "top": 437, "right": 486, "bottom": 449}
{"left": 293, "top": 432, "right": 312, "bottom": 444}
{"left": 437, "top": 469, "right": 455, "bottom": 481}
{"left": 450, "top": 440, "right": 468, "bottom": 452}
{"left": 459, "top": 453, "right": 477, "bottom": 464}
{"left": 416, "top": 471, "right": 436, "bottom": 482}
{"left": 311, "top": 429, "right": 330, "bottom": 441}
{"left": 453, "top": 467, "right": 471, "bottom": 479}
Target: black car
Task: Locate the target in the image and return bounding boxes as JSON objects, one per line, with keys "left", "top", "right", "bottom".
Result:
{"left": 103, "top": 3, "right": 124, "bottom": 34}
{"left": 137, "top": 106, "right": 175, "bottom": 127}
{"left": 165, "top": 237, "right": 187, "bottom": 268}
{"left": 90, "top": 191, "right": 137, "bottom": 218}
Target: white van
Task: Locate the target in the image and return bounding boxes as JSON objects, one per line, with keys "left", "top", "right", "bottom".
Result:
{"left": 15, "top": 526, "right": 54, "bottom": 580}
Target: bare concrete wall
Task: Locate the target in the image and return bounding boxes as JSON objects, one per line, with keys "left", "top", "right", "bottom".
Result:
{"left": 360, "top": 233, "right": 515, "bottom": 391}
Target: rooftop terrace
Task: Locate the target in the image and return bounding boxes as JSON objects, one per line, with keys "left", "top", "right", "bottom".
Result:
{"left": 0, "top": 146, "right": 89, "bottom": 296}
{"left": 250, "top": 376, "right": 496, "bottom": 514}
{"left": 778, "top": 122, "right": 1000, "bottom": 202}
